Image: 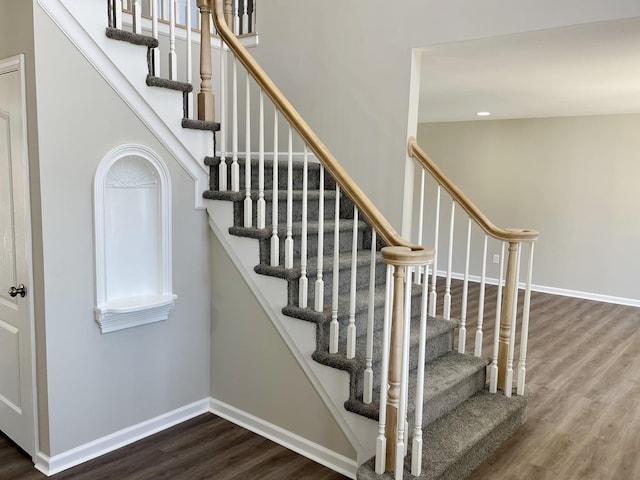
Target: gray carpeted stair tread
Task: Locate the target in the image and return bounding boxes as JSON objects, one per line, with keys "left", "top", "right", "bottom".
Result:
{"left": 356, "top": 389, "right": 529, "bottom": 480}
{"left": 182, "top": 118, "right": 221, "bottom": 131}
{"left": 229, "top": 218, "right": 368, "bottom": 240}
{"left": 345, "top": 351, "right": 487, "bottom": 422}
{"left": 254, "top": 250, "right": 382, "bottom": 282}
{"left": 282, "top": 278, "right": 426, "bottom": 325}
{"left": 312, "top": 315, "right": 456, "bottom": 375}
{"left": 203, "top": 188, "right": 338, "bottom": 203}
{"left": 146, "top": 75, "right": 193, "bottom": 92}
{"left": 205, "top": 156, "right": 324, "bottom": 172}
{"left": 105, "top": 27, "right": 159, "bottom": 48}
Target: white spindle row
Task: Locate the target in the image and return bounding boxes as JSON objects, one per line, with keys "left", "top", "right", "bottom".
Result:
{"left": 314, "top": 166, "right": 325, "bottom": 312}
{"left": 270, "top": 111, "right": 279, "bottom": 266}
{"left": 346, "top": 208, "right": 359, "bottom": 359}
{"left": 329, "top": 185, "right": 340, "bottom": 354}
{"left": 299, "top": 147, "right": 309, "bottom": 308}
{"left": 363, "top": 230, "right": 377, "bottom": 404}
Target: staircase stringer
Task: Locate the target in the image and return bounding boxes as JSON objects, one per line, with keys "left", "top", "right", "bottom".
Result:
{"left": 206, "top": 199, "right": 377, "bottom": 465}
{"left": 38, "top": 0, "right": 211, "bottom": 209}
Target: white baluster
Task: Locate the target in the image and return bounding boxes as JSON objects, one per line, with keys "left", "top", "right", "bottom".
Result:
{"left": 270, "top": 110, "right": 279, "bottom": 266}
{"left": 428, "top": 186, "right": 440, "bottom": 317}
{"left": 329, "top": 185, "right": 340, "bottom": 354}
{"left": 475, "top": 235, "right": 488, "bottom": 357}
{"left": 443, "top": 201, "right": 455, "bottom": 320}
{"left": 114, "top": 0, "right": 123, "bottom": 29}
{"left": 299, "top": 147, "right": 309, "bottom": 308}
{"left": 416, "top": 169, "right": 425, "bottom": 284}
{"left": 185, "top": 0, "right": 193, "bottom": 118}
{"left": 218, "top": 40, "right": 227, "bottom": 191}
{"left": 243, "top": 74, "right": 252, "bottom": 227}
{"left": 168, "top": 0, "right": 177, "bottom": 80}
{"left": 363, "top": 230, "right": 377, "bottom": 404}
{"left": 257, "top": 90, "right": 266, "bottom": 229}
{"left": 231, "top": 58, "right": 239, "bottom": 192}
{"left": 242, "top": 0, "right": 249, "bottom": 34}
{"left": 505, "top": 244, "right": 521, "bottom": 398}
{"left": 133, "top": 0, "right": 142, "bottom": 34}
{"left": 395, "top": 267, "right": 413, "bottom": 480}
{"left": 346, "top": 207, "right": 359, "bottom": 359}
{"left": 375, "top": 264, "right": 394, "bottom": 474}
{"left": 233, "top": 0, "right": 239, "bottom": 36}
{"left": 284, "top": 127, "right": 294, "bottom": 268}
{"left": 489, "top": 242, "right": 506, "bottom": 394}
{"left": 314, "top": 165, "right": 325, "bottom": 312}
{"left": 459, "top": 218, "right": 471, "bottom": 353}
{"left": 150, "top": 0, "right": 160, "bottom": 76}
{"left": 411, "top": 263, "right": 430, "bottom": 476}
{"left": 517, "top": 243, "right": 535, "bottom": 396}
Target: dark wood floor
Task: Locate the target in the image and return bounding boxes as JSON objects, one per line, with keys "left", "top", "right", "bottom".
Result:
{"left": 2, "top": 288, "right": 639, "bottom": 479}
{"left": 0, "top": 415, "right": 348, "bottom": 480}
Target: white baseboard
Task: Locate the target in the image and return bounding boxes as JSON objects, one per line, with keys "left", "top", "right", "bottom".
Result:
{"left": 34, "top": 399, "right": 210, "bottom": 476}
{"left": 435, "top": 270, "right": 640, "bottom": 308}
{"left": 209, "top": 398, "right": 358, "bottom": 479}
{"left": 32, "top": 397, "right": 358, "bottom": 478}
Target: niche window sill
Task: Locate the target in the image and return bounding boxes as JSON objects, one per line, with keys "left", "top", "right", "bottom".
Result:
{"left": 95, "top": 294, "right": 177, "bottom": 334}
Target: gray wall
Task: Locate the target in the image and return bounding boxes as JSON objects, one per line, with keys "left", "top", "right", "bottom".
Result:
{"left": 209, "top": 232, "right": 356, "bottom": 459}
{"left": 418, "top": 115, "right": 640, "bottom": 301}
{"left": 249, "top": 0, "right": 640, "bottom": 230}
{"left": 32, "top": 5, "right": 211, "bottom": 455}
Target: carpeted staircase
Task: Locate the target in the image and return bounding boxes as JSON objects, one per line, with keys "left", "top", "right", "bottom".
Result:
{"left": 105, "top": 22, "right": 528, "bottom": 480}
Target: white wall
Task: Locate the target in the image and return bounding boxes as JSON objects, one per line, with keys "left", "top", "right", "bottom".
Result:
{"left": 249, "top": 0, "right": 640, "bottom": 230}
{"left": 32, "top": 5, "right": 211, "bottom": 455}
{"left": 418, "top": 115, "right": 640, "bottom": 303}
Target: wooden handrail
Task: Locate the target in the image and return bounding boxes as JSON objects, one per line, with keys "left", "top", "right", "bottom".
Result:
{"left": 210, "top": 0, "right": 429, "bottom": 259}
{"left": 408, "top": 137, "right": 539, "bottom": 243}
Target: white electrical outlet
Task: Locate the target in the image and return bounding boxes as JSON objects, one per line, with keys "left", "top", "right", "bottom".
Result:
{"left": 492, "top": 254, "right": 500, "bottom": 264}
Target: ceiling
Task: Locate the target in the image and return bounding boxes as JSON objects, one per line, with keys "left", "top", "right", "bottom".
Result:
{"left": 418, "top": 17, "right": 640, "bottom": 123}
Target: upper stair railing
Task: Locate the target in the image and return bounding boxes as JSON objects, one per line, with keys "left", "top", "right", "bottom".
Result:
{"left": 407, "top": 137, "right": 539, "bottom": 397}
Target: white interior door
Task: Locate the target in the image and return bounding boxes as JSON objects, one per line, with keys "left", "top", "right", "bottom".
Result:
{"left": 0, "top": 55, "right": 36, "bottom": 458}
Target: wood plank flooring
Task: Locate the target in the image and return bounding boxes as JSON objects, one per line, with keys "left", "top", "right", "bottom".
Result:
{"left": 2, "top": 289, "right": 639, "bottom": 479}
{"left": 0, "top": 413, "right": 348, "bottom": 480}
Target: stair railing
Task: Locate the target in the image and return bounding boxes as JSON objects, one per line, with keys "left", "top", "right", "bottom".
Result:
{"left": 209, "top": 1, "right": 436, "bottom": 477}
{"left": 407, "top": 137, "right": 539, "bottom": 396}
{"left": 109, "top": 0, "right": 257, "bottom": 122}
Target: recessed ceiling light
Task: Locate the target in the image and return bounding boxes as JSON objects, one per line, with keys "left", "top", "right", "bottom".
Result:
{"left": 477, "top": 111, "right": 491, "bottom": 116}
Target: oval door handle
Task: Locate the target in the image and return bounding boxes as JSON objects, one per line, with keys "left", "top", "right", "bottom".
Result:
{"left": 8, "top": 284, "right": 27, "bottom": 298}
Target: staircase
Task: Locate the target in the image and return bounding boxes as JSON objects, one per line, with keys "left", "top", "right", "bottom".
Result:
{"left": 96, "top": 1, "right": 533, "bottom": 478}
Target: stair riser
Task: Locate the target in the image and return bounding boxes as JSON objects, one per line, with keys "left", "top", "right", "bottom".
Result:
{"left": 287, "top": 257, "right": 388, "bottom": 308}
{"left": 233, "top": 195, "right": 338, "bottom": 227}
{"left": 255, "top": 227, "right": 368, "bottom": 266}
{"left": 353, "top": 328, "right": 456, "bottom": 401}
{"left": 211, "top": 159, "right": 337, "bottom": 192}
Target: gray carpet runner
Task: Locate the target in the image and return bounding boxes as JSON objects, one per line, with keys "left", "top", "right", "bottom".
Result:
{"left": 106, "top": 25, "right": 528, "bottom": 480}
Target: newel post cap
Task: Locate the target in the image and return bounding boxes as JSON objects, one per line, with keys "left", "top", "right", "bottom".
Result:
{"left": 381, "top": 245, "right": 434, "bottom": 267}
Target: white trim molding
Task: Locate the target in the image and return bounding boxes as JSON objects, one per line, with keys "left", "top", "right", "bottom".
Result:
{"left": 438, "top": 270, "right": 640, "bottom": 308}
{"left": 209, "top": 398, "right": 358, "bottom": 479}
{"left": 34, "top": 399, "right": 210, "bottom": 476}
{"left": 93, "top": 144, "right": 176, "bottom": 333}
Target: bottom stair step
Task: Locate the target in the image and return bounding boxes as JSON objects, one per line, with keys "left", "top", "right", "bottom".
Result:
{"left": 356, "top": 389, "right": 529, "bottom": 480}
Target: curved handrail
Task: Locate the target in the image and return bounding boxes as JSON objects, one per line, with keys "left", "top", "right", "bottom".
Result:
{"left": 408, "top": 137, "right": 539, "bottom": 243}
{"left": 210, "top": 0, "right": 431, "bottom": 263}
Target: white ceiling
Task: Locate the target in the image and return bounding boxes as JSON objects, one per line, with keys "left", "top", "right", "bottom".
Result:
{"left": 418, "top": 17, "right": 640, "bottom": 123}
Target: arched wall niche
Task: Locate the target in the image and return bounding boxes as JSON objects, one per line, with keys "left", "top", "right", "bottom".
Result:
{"left": 94, "top": 144, "right": 176, "bottom": 334}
